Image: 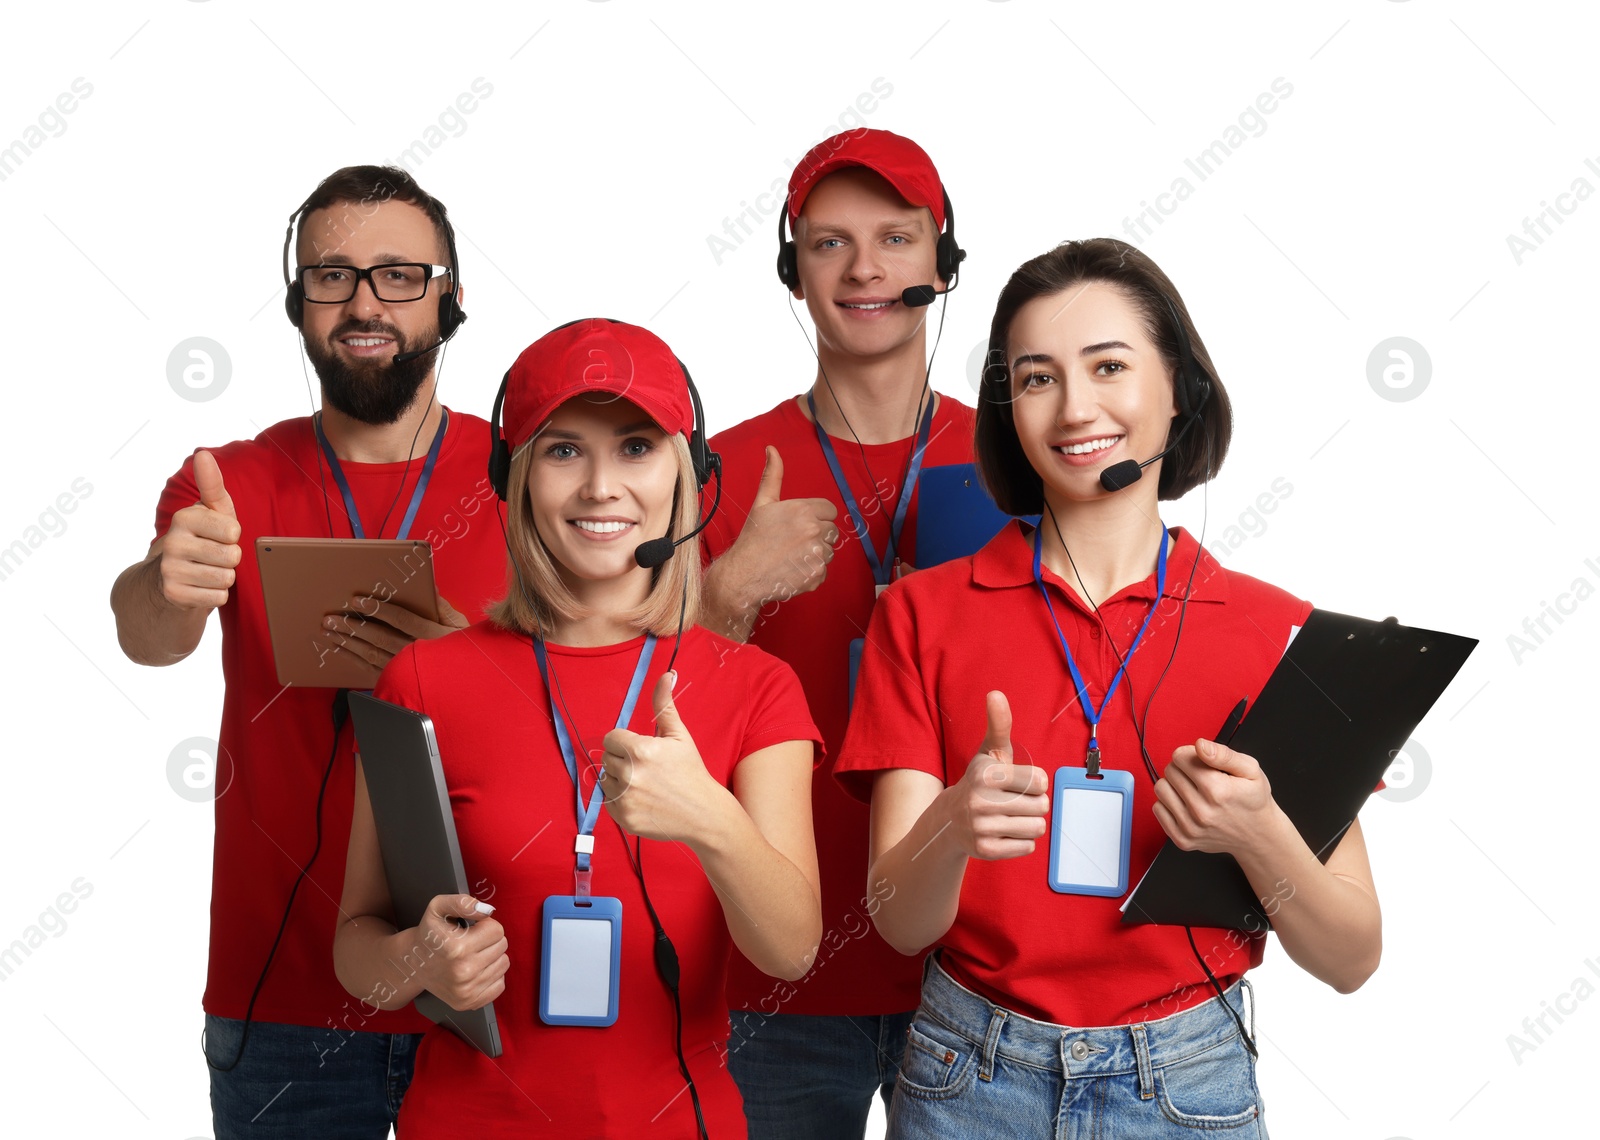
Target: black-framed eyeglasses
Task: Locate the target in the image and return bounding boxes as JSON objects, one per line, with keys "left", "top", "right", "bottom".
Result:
{"left": 296, "top": 263, "right": 451, "bottom": 304}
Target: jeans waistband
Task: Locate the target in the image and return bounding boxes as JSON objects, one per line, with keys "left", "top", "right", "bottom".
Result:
{"left": 917, "top": 954, "right": 1253, "bottom": 1079}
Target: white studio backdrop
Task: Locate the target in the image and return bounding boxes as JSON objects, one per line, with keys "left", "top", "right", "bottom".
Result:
{"left": 0, "top": 2, "right": 1593, "bottom": 1137}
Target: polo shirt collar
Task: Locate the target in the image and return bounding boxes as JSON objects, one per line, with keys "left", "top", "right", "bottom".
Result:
{"left": 971, "top": 520, "right": 1230, "bottom": 606}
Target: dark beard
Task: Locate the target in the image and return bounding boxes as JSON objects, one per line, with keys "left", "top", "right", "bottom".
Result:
{"left": 306, "top": 318, "right": 438, "bottom": 425}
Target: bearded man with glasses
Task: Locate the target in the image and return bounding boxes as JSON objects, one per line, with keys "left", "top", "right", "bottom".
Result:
{"left": 111, "top": 166, "right": 510, "bottom": 1139}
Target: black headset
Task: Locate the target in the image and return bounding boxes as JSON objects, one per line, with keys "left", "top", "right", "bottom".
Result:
{"left": 281, "top": 186, "right": 466, "bottom": 341}
{"left": 776, "top": 187, "right": 966, "bottom": 292}
{"left": 488, "top": 317, "right": 718, "bottom": 502}
{"left": 1164, "top": 294, "right": 1212, "bottom": 422}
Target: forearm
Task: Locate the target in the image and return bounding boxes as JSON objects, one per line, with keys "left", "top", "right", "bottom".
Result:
{"left": 1234, "top": 810, "right": 1382, "bottom": 993}
{"left": 691, "top": 792, "right": 821, "bottom": 980}
{"left": 110, "top": 553, "right": 208, "bottom": 665}
{"left": 868, "top": 787, "right": 970, "bottom": 957}
{"left": 699, "top": 557, "right": 759, "bottom": 643}
{"left": 333, "top": 916, "right": 435, "bottom": 1011}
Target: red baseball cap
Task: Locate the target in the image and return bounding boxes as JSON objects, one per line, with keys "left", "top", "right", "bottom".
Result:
{"left": 786, "top": 128, "right": 945, "bottom": 230}
{"left": 502, "top": 319, "right": 693, "bottom": 451}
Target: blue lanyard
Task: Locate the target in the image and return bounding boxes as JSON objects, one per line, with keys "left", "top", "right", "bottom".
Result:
{"left": 314, "top": 409, "right": 449, "bottom": 540}
{"left": 807, "top": 393, "right": 935, "bottom": 588}
{"left": 531, "top": 634, "right": 656, "bottom": 897}
{"left": 1032, "top": 525, "right": 1168, "bottom": 775}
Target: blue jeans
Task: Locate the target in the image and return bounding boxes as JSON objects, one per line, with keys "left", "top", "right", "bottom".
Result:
{"left": 204, "top": 1014, "right": 421, "bottom": 1139}
{"left": 726, "top": 1008, "right": 916, "bottom": 1139}
{"left": 888, "top": 957, "right": 1268, "bottom": 1139}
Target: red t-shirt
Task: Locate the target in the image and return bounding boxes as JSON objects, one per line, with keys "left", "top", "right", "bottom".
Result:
{"left": 702, "top": 394, "right": 977, "bottom": 1017}
{"left": 372, "top": 622, "right": 820, "bottom": 1139}
{"left": 834, "top": 521, "right": 1315, "bottom": 1027}
{"left": 152, "top": 410, "right": 508, "bottom": 1032}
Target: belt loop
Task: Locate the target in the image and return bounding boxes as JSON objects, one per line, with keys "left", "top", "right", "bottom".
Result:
{"left": 1239, "top": 977, "right": 1256, "bottom": 1041}
{"left": 979, "top": 1008, "right": 1007, "bottom": 1082}
{"left": 1131, "top": 1023, "right": 1155, "bottom": 1100}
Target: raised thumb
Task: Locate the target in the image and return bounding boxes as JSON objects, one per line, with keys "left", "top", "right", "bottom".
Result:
{"left": 193, "top": 450, "right": 236, "bottom": 519}
{"left": 753, "top": 446, "right": 784, "bottom": 507}
{"left": 981, "top": 690, "right": 1013, "bottom": 758}
{"left": 652, "top": 671, "right": 685, "bottom": 738}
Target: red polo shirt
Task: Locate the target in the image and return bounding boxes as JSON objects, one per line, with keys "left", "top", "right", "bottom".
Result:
{"left": 702, "top": 394, "right": 977, "bottom": 1017}
{"left": 152, "top": 411, "right": 508, "bottom": 1034}
{"left": 834, "top": 521, "right": 1314, "bottom": 1027}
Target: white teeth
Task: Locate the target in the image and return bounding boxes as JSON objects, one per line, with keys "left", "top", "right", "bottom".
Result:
{"left": 572, "top": 520, "right": 631, "bottom": 534}
{"left": 1059, "top": 437, "right": 1119, "bottom": 455}
{"left": 344, "top": 337, "right": 391, "bottom": 347}
{"left": 842, "top": 301, "right": 893, "bottom": 310}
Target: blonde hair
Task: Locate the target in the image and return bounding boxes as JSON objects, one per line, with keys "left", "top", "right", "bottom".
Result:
{"left": 488, "top": 433, "right": 703, "bottom": 638}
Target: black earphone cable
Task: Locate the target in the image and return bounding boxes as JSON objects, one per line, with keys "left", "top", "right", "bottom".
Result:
{"left": 1038, "top": 418, "right": 1256, "bottom": 1058}
{"left": 541, "top": 637, "right": 709, "bottom": 1140}
{"left": 497, "top": 490, "right": 710, "bottom": 1138}
{"left": 785, "top": 288, "right": 947, "bottom": 575}
{"left": 205, "top": 691, "right": 350, "bottom": 1072}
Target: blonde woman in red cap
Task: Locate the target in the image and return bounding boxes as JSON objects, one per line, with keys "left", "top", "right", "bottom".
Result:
{"left": 701, "top": 127, "right": 977, "bottom": 1138}
{"left": 334, "top": 319, "right": 823, "bottom": 1138}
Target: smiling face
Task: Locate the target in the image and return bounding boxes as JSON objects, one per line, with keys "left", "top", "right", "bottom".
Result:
{"left": 1005, "top": 280, "right": 1179, "bottom": 507}
{"left": 792, "top": 168, "right": 939, "bottom": 361}
{"left": 296, "top": 197, "right": 450, "bottom": 424}
{"left": 524, "top": 395, "right": 679, "bottom": 596}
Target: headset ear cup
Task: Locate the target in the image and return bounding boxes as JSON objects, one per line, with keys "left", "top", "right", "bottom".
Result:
{"left": 776, "top": 242, "right": 799, "bottom": 291}
{"left": 437, "top": 288, "right": 464, "bottom": 342}
{"left": 489, "top": 439, "right": 509, "bottom": 501}
{"left": 689, "top": 430, "right": 710, "bottom": 490}
{"left": 936, "top": 233, "right": 963, "bottom": 284}
{"left": 284, "top": 285, "right": 304, "bottom": 329}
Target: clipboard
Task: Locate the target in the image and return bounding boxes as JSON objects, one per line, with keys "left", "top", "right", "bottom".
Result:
{"left": 1120, "top": 608, "right": 1477, "bottom": 930}
{"left": 914, "top": 463, "right": 1037, "bottom": 569}
{"left": 348, "top": 692, "right": 503, "bottom": 1057}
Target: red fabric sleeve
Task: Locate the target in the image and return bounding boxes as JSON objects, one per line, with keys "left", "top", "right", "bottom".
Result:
{"left": 371, "top": 643, "right": 425, "bottom": 715}
{"left": 730, "top": 652, "right": 824, "bottom": 770}
{"left": 153, "top": 452, "right": 201, "bottom": 538}
{"left": 833, "top": 581, "right": 948, "bottom": 802}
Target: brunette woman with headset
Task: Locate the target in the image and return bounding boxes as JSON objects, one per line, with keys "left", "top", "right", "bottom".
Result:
{"left": 834, "top": 239, "right": 1381, "bottom": 1137}
{"left": 334, "top": 319, "right": 823, "bottom": 1137}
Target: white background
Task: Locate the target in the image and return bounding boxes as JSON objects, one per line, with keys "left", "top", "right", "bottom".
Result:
{"left": 1, "top": 1, "right": 1594, "bottom": 1137}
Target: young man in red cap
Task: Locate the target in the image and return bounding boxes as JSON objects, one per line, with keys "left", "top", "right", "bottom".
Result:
{"left": 700, "top": 128, "right": 977, "bottom": 1136}
{"left": 110, "top": 166, "right": 508, "bottom": 1138}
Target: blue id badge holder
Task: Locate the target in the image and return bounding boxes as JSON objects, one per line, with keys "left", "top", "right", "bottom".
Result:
{"left": 1048, "top": 767, "right": 1135, "bottom": 896}
{"left": 847, "top": 584, "right": 890, "bottom": 710}
{"left": 539, "top": 895, "right": 623, "bottom": 1027}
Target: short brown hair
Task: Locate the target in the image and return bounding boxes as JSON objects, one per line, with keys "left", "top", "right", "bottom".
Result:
{"left": 975, "top": 238, "right": 1232, "bottom": 513}
{"left": 293, "top": 164, "right": 454, "bottom": 270}
{"left": 487, "top": 434, "right": 702, "bottom": 638}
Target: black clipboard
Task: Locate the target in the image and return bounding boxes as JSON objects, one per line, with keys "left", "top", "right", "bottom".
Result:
{"left": 348, "top": 692, "right": 503, "bottom": 1057}
{"left": 1120, "top": 608, "right": 1477, "bottom": 930}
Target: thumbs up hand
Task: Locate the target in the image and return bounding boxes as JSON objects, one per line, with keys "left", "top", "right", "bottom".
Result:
{"left": 158, "top": 449, "right": 244, "bottom": 611}
{"left": 949, "top": 692, "right": 1050, "bottom": 861}
{"left": 704, "top": 446, "right": 840, "bottom": 639}
{"left": 599, "top": 671, "right": 733, "bottom": 843}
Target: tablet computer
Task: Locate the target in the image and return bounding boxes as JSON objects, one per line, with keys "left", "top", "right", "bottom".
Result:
{"left": 256, "top": 537, "right": 438, "bottom": 689}
{"left": 348, "top": 692, "right": 503, "bottom": 1058}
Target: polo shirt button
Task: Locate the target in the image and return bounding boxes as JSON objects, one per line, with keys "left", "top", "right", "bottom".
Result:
{"left": 1090, "top": 627, "right": 1100, "bottom": 639}
{"left": 1070, "top": 1039, "right": 1090, "bottom": 1061}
